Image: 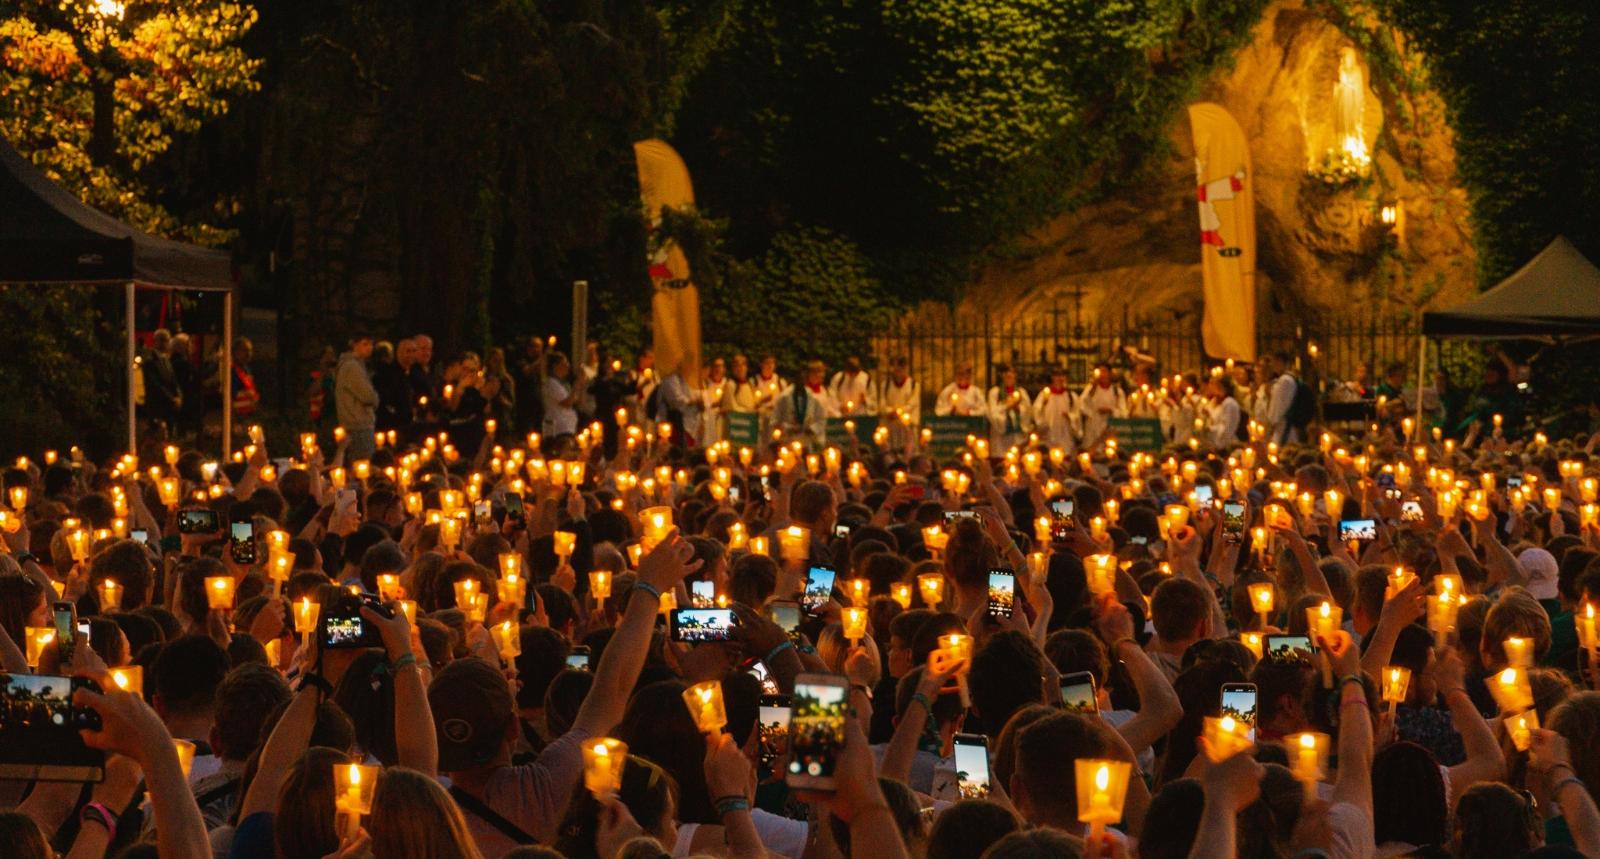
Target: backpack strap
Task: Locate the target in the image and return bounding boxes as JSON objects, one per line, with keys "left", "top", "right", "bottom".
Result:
{"left": 448, "top": 785, "right": 537, "bottom": 845}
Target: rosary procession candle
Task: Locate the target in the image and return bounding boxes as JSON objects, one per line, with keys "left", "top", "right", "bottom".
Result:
{"left": 109, "top": 666, "right": 143, "bottom": 697}
{"left": 845, "top": 578, "right": 870, "bottom": 607}
{"left": 100, "top": 578, "right": 123, "bottom": 611}
{"left": 24, "top": 627, "right": 53, "bottom": 667}
{"left": 493, "top": 620, "right": 521, "bottom": 661}
{"left": 1288, "top": 733, "right": 1330, "bottom": 803}
{"left": 376, "top": 573, "right": 401, "bottom": 602}
{"left": 843, "top": 606, "right": 869, "bottom": 644}
{"left": 553, "top": 530, "right": 577, "bottom": 562}
{"left": 1202, "top": 715, "right": 1254, "bottom": 761}
{"left": 1490, "top": 667, "right": 1534, "bottom": 714}
{"left": 891, "top": 581, "right": 913, "bottom": 609}
{"left": 1248, "top": 583, "right": 1275, "bottom": 628}
{"left": 1387, "top": 567, "right": 1416, "bottom": 599}
{"left": 583, "top": 738, "right": 628, "bottom": 797}
{"left": 1503, "top": 636, "right": 1533, "bottom": 669}
{"left": 682, "top": 682, "right": 728, "bottom": 734}
{"left": 1508, "top": 708, "right": 1539, "bottom": 752}
{"left": 1086, "top": 554, "right": 1117, "bottom": 597}
{"left": 1382, "top": 666, "right": 1411, "bottom": 716}
{"left": 1428, "top": 592, "right": 1460, "bottom": 650}
{"left": 1074, "top": 759, "right": 1131, "bottom": 841}
{"left": 335, "top": 762, "right": 379, "bottom": 817}
{"left": 294, "top": 598, "right": 320, "bottom": 637}
{"left": 1306, "top": 601, "right": 1342, "bottom": 687}
{"left": 918, "top": 573, "right": 945, "bottom": 609}
{"left": 396, "top": 600, "right": 417, "bottom": 625}
{"left": 205, "top": 576, "right": 236, "bottom": 610}
{"left": 922, "top": 525, "right": 948, "bottom": 555}
{"left": 589, "top": 570, "right": 613, "bottom": 600}
{"left": 748, "top": 536, "right": 769, "bottom": 558}
{"left": 1240, "top": 632, "right": 1264, "bottom": 660}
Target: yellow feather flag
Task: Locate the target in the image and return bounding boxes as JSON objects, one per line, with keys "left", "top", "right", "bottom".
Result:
{"left": 1187, "top": 103, "right": 1256, "bottom": 363}
{"left": 633, "top": 139, "right": 702, "bottom": 382}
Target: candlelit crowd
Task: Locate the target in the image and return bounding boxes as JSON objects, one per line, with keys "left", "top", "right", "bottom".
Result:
{"left": 3, "top": 342, "right": 1600, "bottom": 859}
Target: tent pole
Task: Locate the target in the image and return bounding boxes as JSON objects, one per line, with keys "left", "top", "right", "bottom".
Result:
{"left": 1416, "top": 334, "right": 1427, "bottom": 442}
{"left": 126, "top": 282, "right": 137, "bottom": 455}
{"left": 222, "top": 290, "right": 234, "bottom": 460}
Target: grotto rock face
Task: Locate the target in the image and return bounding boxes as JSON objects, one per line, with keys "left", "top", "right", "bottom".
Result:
{"left": 952, "top": 1, "right": 1476, "bottom": 348}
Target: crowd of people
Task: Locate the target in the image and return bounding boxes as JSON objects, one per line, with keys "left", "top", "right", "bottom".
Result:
{"left": 9, "top": 340, "right": 1600, "bottom": 859}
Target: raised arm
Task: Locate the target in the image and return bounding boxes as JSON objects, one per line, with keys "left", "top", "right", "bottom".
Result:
{"left": 1434, "top": 647, "right": 1504, "bottom": 794}
{"left": 238, "top": 669, "right": 322, "bottom": 818}
{"left": 1530, "top": 730, "right": 1600, "bottom": 859}
{"left": 1358, "top": 578, "right": 1424, "bottom": 679}
{"left": 364, "top": 604, "right": 436, "bottom": 776}
{"left": 571, "top": 530, "right": 700, "bottom": 737}
{"left": 1325, "top": 632, "right": 1373, "bottom": 817}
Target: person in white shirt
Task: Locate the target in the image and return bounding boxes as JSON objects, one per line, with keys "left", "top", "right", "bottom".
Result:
{"left": 697, "top": 356, "right": 731, "bottom": 445}
{"left": 540, "top": 351, "right": 584, "bottom": 437}
{"left": 626, "top": 349, "right": 659, "bottom": 427}
{"left": 1078, "top": 362, "right": 1127, "bottom": 446}
{"left": 1032, "top": 368, "right": 1077, "bottom": 453}
{"left": 935, "top": 363, "right": 986, "bottom": 417}
{"left": 751, "top": 353, "right": 787, "bottom": 437}
{"left": 724, "top": 353, "right": 761, "bottom": 414}
{"left": 879, "top": 356, "right": 921, "bottom": 450}
{"left": 1262, "top": 351, "right": 1302, "bottom": 445}
{"left": 1201, "top": 375, "right": 1242, "bottom": 448}
{"left": 1161, "top": 374, "right": 1201, "bottom": 446}
{"left": 829, "top": 355, "right": 875, "bottom": 417}
{"left": 986, "top": 363, "right": 1033, "bottom": 450}
{"left": 771, "top": 359, "right": 835, "bottom": 448}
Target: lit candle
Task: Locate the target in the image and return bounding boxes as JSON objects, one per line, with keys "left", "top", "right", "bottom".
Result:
{"left": 582, "top": 738, "right": 628, "bottom": 797}
{"left": 845, "top": 578, "right": 870, "bottom": 607}
{"left": 780, "top": 526, "right": 811, "bottom": 561}
{"left": 1508, "top": 708, "right": 1539, "bottom": 752}
{"left": 1503, "top": 636, "right": 1533, "bottom": 669}
{"left": 1203, "top": 715, "right": 1254, "bottom": 760}
{"left": 1247, "top": 582, "right": 1275, "bottom": 628}
{"left": 1086, "top": 554, "right": 1116, "bottom": 597}
{"left": 917, "top": 573, "right": 945, "bottom": 609}
{"left": 843, "top": 606, "right": 868, "bottom": 643}
{"left": 1289, "top": 732, "right": 1329, "bottom": 802}
{"left": 8, "top": 485, "right": 27, "bottom": 511}
{"left": 174, "top": 739, "right": 196, "bottom": 780}
{"left": 1428, "top": 592, "right": 1460, "bottom": 650}
{"left": 748, "top": 536, "right": 769, "bottom": 558}
{"left": 639, "top": 506, "right": 674, "bottom": 551}
{"left": 205, "top": 576, "right": 236, "bottom": 610}
{"left": 396, "top": 600, "right": 417, "bottom": 624}
{"left": 110, "top": 666, "right": 143, "bottom": 697}
{"left": 542, "top": 526, "right": 577, "bottom": 564}
{"left": 1382, "top": 665, "right": 1411, "bottom": 715}
{"left": 1034, "top": 515, "right": 1052, "bottom": 545}
{"left": 336, "top": 762, "right": 378, "bottom": 815}
{"left": 1491, "top": 667, "right": 1534, "bottom": 713}
{"left": 1240, "top": 632, "right": 1263, "bottom": 660}
{"left": 376, "top": 573, "right": 401, "bottom": 602}
{"left": 1578, "top": 603, "right": 1599, "bottom": 654}
{"left": 921, "top": 525, "right": 948, "bottom": 555}
{"left": 682, "top": 682, "right": 728, "bottom": 734}
{"left": 1387, "top": 567, "right": 1416, "bottom": 599}
{"left": 891, "top": 582, "right": 912, "bottom": 610}
{"left": 24, "top": 627, "right": 54, "bottom": 667}
{"left": 294, "top": 598, "right": 320, "bottom": 636}
{"left": 100, "top": 578, "right": 123, "bottom": 611}
{"left": 1074, "top": 759, "right": 1132, "bottom": 840}
{"left": 589, "top": 571, "right": 612, "bottom": 600}
{"left": 493, "top": 620, "right": 521, "bottom": 660}
{"left": 1306, "top": 601, "right": 1342, "bottom": 687}
{"left": 463, "top": 592, "right": 488, "bottom": 623}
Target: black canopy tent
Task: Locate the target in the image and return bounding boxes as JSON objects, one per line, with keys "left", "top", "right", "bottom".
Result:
{"left": 0, "top": 138, "right": 236, "bottom": 456}
{"left": 1412, "top": 236, "right": 1600, "bottom": 431}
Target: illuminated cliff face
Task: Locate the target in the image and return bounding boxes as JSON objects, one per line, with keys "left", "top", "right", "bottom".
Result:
{"left": 954, "top": 0, "right": 1475, "bottom": 333}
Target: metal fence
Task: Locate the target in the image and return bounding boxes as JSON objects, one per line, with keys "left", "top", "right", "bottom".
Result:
{"left": 870, "top": 307, "right": 1421, "bottom": 397}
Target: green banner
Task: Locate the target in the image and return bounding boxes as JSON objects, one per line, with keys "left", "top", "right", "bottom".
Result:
{"left": 924, "top": 415, "right": 989, "bottom": 459}
{"left": 825, "top": 416, "right": 879, "bottom": 446}
{"left": 1106, "top": 417, "right": 1165, "bottom": 452}
{"left": 726, "top": 411, "right": 760, "bottom": 447}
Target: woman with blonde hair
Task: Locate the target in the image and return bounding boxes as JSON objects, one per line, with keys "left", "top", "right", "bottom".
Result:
{"left": 368, "top": 766, "right": 485, "bottom": 859}
{"left": 817, "top": 622, "right": 883, "bottom": 690}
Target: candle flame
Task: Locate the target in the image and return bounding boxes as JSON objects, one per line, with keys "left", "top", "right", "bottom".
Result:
{"left": 1319, "top": 602, "right": 1331, "bottom": 619}
{"left": 1095, "top": 764, "right": 1109, "bottom": 791}
{"left": 348, "top": 764, "right": 362, "bottom": 785}
{"left": 1299, "top": 733, "right": 1316, "bottom": 749}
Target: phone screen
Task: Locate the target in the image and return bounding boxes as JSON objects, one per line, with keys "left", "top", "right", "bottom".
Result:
{"left": 944, "top": 510, "right": 977, "bottom": 524}
{"left": 1265, "top": 635, "right": 1314, "bottom": 664}
{"left": 1220, "top": 683, "right": 1258, "bottom": 739}
{"left": 833, "top": 523, "right": 852, "bottom": 540}
{"left": 1059, "top": 671, "right": 1098, "bottom": 716}
{"left": 504, "top": 493, "right": 525, "bottom": 520}
{"left": 759, "top": 695, "right": 792, "bottom": 769}
{"left": 787, "top": 675, "right": 848, "bottom": 789}
{"left": 0, "top": 673, "right": 104, "bottom": 782}
{"left": 1401, "top": 500, "right": 1424, "bottom": 522}
{"left": 768, "top": 601, "right": 801, "bottom": 635}
{"left": 671, "top": 609, "right": 735, "bottom": 644}
{"left": 1194, "top": 484, "right": 1215, "bottom": 504}
{"left": 1506, "top": 475, "right": 1523, "bottom": 488}
{"left": 953, "top": 733, "right": 991, "bottom": 799}
{"left": 229, "top": 521, "right": 256, "bottom": 564}
{"left": 1338, "top": 518, "right": 1378, "bottom": 542}
{"left": 1222, "top": 502, "right": 1246, "bottom": 535}
{"left": 473, "top": 500, "right": 493, "bottom": 525}
{"left": 986, "top": 570, "right": 1015, "bottom": 618}
{"left": 178, "top": 509, "right": 219, "bottom": 534}
{"left": 566, "top": 648, "right": 591, "bottom": 671}
{"left": 130, "top": 529, "right": 149, "bottom": 544}
{"left": 690, "top": 580, "right": 717, "bottom": 608}
{"left": 1376, "top": 472, "right": 1396, "bottom": 489}
{"left": 803, "top": 566, "right": 836, "bottom": 615}
{"left": 52, "top": 602, "right": 75, "bottom": 647}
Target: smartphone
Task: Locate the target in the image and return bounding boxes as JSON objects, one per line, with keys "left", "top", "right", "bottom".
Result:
{"left": 759, "top": 694, "right": 792, "bottom": 769}
{"left": 986, "top": 569, "right": 1015, "bottom": 619}
{"left": 944, "top": 510, "right": 977, "bottom": 524}
{"left": 670, "top": 608, "right": 736, "bottom": 644}
{"left": 1050, "top": 498, "right": 1075, "bottom": 519}
{"left": 786, "top": 673, "right": 849, "bottom": 791}
{"left": 52, "top": 601, "right": 76, "bottom": 656}
{"left": 767, "top": 600, "right": 801, "bottom": 637}
{"left": 1220, "top": 682, "right": 1258, "bottom": 740}
{"left": 228, "top": 520, "right": 256, "bottom": 565}
{"left": 690, "top": 579, "right": 717, "bottom": 608}
{"left": 1265, "top": 634, "right": 1314, "bottom": 664}
{"left": 1222, "top": 501, "right": 1246, "bottom": 540}
{"left": 729, "top": 484, "right": 742, "bottom": 504}
{"left": 1050, "top": 498, "right": 1074, "bottom": 542}
{"left": 1400, "top": 500, "right": 1424, "bottom": 523}
{"left": 335, "top": 488, "right": 358, "bottom": 518}
{"left": 130, "top": 528, "right": 149, "bottom": 545}
{"left": 802, "top": 565, "right": 836, "bottom": 616}
{"left": 503, "top": 493, "right": 525, "bottom": 524}
{"left": 0, "top": 673, "right": 104, "bottom": 782}
{"left": 473, "top": 500, "right": 493, "bottom": 526}
{"left": 1338, "top": 518, "right": 1378, "bottom": 543}
{"left": 1193, "top": 484, "right": 1215, "bottom": 505}
{"left": 566, "top": 646, "right": 591, "bottom": 671}
{"left": 832, "top": 523, "right": 852, "bottom": 540}
{"left": 953, "top": 733, "right": 992, "bottom": 799}
{"left": 1129, "top": 535, "right": 1149, "bottom": 546}
{"left": 176, "top": 508, "right": 219, "bottom": 535}
{"left": 1506, "top": 475, "right": 1523, "bottom": 489}
{"left": 745, "top": 659, "right": 780, "bottom": 695}
{"left": 1059, "top": 670, "right": 1098, "bottom": 716}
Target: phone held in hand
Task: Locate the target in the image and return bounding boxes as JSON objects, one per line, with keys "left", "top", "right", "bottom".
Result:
{"left": 759, "top": 694, "right": 792, "bottom": 769}
{"left": 802, "top": 566, "right": 836, "bottom": 616}
{"left": 229, "top": 519, "right": 256, "bottom": 564}
{"left": 1059, "top": 670, "right": 1098, "bottom": 716}
{"left": 953, "top": 733, "right": 991, "bottom": 799}
{"left": 0, "top": 673, "right": 105, "bottom": 782}
{"left": 670, "top": 608, "right": 736, "bottom": 644}
{"left": 986, "top": 569, "right": 1015, "bottom": 619}
{"left": 1220, "top": 682, "right": 1258, "bottom": 739}
{"left": 785, "top": 673, "right": 849, "bottom": 791}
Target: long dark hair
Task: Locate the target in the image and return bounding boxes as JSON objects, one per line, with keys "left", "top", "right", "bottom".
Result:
{"left": 0, "top": 575, "right": 44, "bottom": 646}
{"left": 553, "top": 756, "right": 678, "bottom": 859}
{"left": 614, "top": 680, "right": 711, "bottom": 822}
{"left": 1372, "top": 741, "right": 1448, "bottom": 850}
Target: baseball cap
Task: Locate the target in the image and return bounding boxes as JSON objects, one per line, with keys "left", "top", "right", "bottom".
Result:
{"left": 428, "top": 658, "right": 514, "bottom": 772}
{"left": 1519, "top": 548, "right": 1560, "bottom": 601}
